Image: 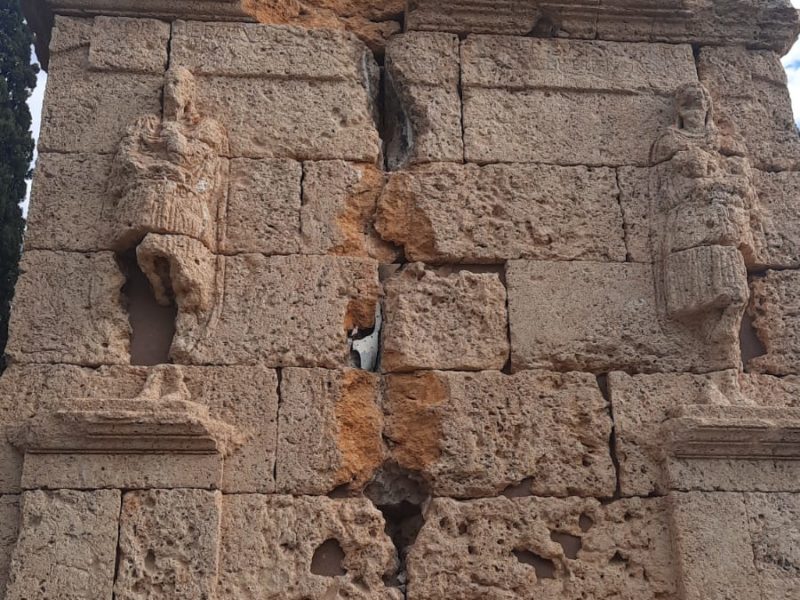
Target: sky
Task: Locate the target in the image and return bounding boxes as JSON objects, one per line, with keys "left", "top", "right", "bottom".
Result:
{"left": 21, "top": 8, "right": 800, "bottom": 214}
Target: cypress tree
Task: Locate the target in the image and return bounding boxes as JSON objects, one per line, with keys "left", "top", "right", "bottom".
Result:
{"left": 0, "top": 0, "right": 37, "bottom": 371}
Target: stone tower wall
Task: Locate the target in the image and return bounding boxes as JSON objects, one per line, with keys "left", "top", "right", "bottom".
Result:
{"left": 1, "top": 0, "right": 800, "bottom": 598}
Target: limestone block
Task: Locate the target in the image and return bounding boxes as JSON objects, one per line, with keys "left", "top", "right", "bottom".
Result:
{"left": 744, "top": 492, "right": 800, "bottom": 598}
{"left": 384, "top": 32, "right": 463, "bottom": 168}
{"left": 461, "top": 36, "right": 694, "bottom": 167}
{"left": 376, "top": 163, "right": 626, "bottom": 263}
{"left": 5, "top": 489, "right": 120, "bottom": 600}
{"left": 383, "top": 370, "right": 615, "bottom": 498}
{"left": 222, "top": 159, "right": 302, "bottom": 254}
{"left": 170, "top": 21, "right": 380, "bottom": 162}
{"left": 0, "top": 364, "right": 278, "bottom": 494}
{"left": 6, "top": 251, "right": 129, "bottom": 366}
{"left": 407, "top": 496, "right": 675, "bottom": 599}
{"left": 0, "top": 496, "right": 19, "bottom": 596}
{"left": 748, "top": 270, "right": 800, "bottom": 375}
{"left": 381, "top": 264, "right": 509, "bottom": 372}
{"left": 616, "top": 167, "right": 653, "bottom": 263}
{"left": 277, "top": 368, "right": 385, "bottom": 494}
{"left": 115, "top": 489, "right": 222, "bottom": 600}
{"left": 174, "top": 255, "right": 379, "bottom": 368}
{"left": 39, "top": 17, "right": 166, "bottom": 154}
{"left": 698, "top": 46, "right": 800, "bottom": 171}
{"left": 670, "top": 492, "right": 761, "bottom": 600}
{"left": 752, "top": 169, "right": 800, "bottom": 269}
{"left": 24, "top": 153, "right": 115, "bottom": 252}
{"left": 301, "top": 161, "right": 395, "bottom": 260}
{"left": 218, "top": 495, "right": 402, "bottom": 599}
{"left": 506, "top": 260, "right": 741, "bottom": 373}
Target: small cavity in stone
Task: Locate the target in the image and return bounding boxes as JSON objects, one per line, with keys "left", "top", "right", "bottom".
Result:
{"left": 311, "top": 539, "right": 347, "bottom": 578}
{"left": 550, "top": 531, "right": 582, "bottom": 560}
{"left": 513, "top": 549, "right": 556, "bottom": 579}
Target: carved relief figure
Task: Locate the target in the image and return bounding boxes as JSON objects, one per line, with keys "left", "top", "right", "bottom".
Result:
{"left": 649, "top": 83, "right": 755, "bottom": 345}
{"left": 108, "top": 66, "right": 229, "bottom": 252}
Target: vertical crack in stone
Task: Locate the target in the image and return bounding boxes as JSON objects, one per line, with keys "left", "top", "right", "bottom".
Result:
{"left": 117, "top": 250, "right": 177, "bottom": 366}
{"left": 350, "top": 302, "right": 382, "bottom": 371}
{"left": 375, "top": 500, "right": 425, "bottom": 596}
{"left": 457, "top": 37, "right": 466, "bottom": 164}
{"left": 597, "top": 374, "right": 622, "bottom": 499}
{"left": 111, "top": 491, "right": 126, "bottom": 596}
{"left": 614, "top": 168, "right": 634, "bottom": 263}
{"left": 274, "top": 367, "right": 283, "bottom": 486}
{"left": 740, "top": 310, "right": 767, "bottom": 371}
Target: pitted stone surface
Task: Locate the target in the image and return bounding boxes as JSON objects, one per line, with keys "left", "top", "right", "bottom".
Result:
{"left": 507, "top": 260, "right": 742, "bottom": 374}
{"left": 6, "top": 251, "right": 129, "bottom": 366}
{"left": 0, "top": 496, "right": 19, "bottom": 596}
{"left": 407, "top": 496, "right": 676, "bottom": 599}
{"left": 174, "top": 255, "right": 379, "bottom": 367}
{"left": 381, "top": 264, "right": 509, "bottom": 372}
{"left": 115, "top": 489, "right": 222, "bottom": 600}
{"left": 744, "top": 492, "right": 800, "bottom": 597}
{"left": 383, "top": 370, "right": 615, "bottom": 498}
{"left": 170, "top": 21, "right": 381, "bottom": 162}
{"left": 376, "top": 163, "right": 625, "bottom": 263}
{"left": 40, "top": 17, "right": 166, "bottom": 154}
{"left": 277, "top": 368, "right": 385, "bottom": 494}
{"left": 218, "top": 495, "right": 403, "bottom": 599}
{"left": 748, "top": 270, "right": 800, "bottom": 376}
{"left": 5, "top": 489, "right": 120, "bottom": 600}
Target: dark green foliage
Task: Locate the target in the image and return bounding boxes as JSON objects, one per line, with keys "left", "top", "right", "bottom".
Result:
{"left": 0, "top": 0, "right": 37, "bottom": 371}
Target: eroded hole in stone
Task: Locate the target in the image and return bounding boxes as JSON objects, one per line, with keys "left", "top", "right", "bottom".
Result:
{"left": 610, "top": 550, "right": 628, "bottom": 565}
{"left": 550, "top": 531, "right": 582, "bottom": 560}
{"left": 311, "top": 539, "right": 347, "bottom": 578}
{"left": 739, "top": 311, "right": 767, "bottom": 367}
{"left": 377, "top": 501, "right": 424, "bottom": 589}
{"left": 578, "top": 513, "right": 594, "bottom": 532}
{"left": 502, "top": 477, "right": 534, "bottom": 498}
{"left": 527, "top": 15, "right": 561, "bottom": 37}
{"left": 349, "top": 303, "right": 382, "bottom": 372}
{"left": 118, "top": 251, "right": 176, "bottom": 366}
{"left": 383, "top": 71, "right": 413, "bottom": 171}
{"left": 513, "top": 550, "right": 556, "bottom": 579}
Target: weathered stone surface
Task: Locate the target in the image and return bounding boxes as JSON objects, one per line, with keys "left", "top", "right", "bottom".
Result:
{"left": 376, "top": 163, "right": 626, "bottom": 263}
{"left": 170, "top": 21, "right": 381, "bottom": 162}
{"left": 752, "top": 169, "right": 800, "bottom": 269}
{"left": 507, "top": 260, "right": 742, "bottom": 374}
{"left": 383, "top": 370, "right": 615, "bottom": 498}
{"left": 5, "top": 489, "right": 120, "bottom": 600}
{"left": 0, "top": 495, "right": 19, "bottom": 596}
{"left": 218, "top": 495, "right": 402, "bottom": 599}
{"left": 173, "top": 255, "right": 379, "bottom": 368}
{"left": 381, "top": 264, "right": 509, "bottom": 372}
{"left": 745, "top": 492, "right": 800, "bottom": 598}
{"left": 277, "top": 368, "right": 385, "bottom": 494}
{"left": 384, "top": 32, "right": 463, "bottom": 168}
{"left": 462, "top": 36, "right": 695, "bottom": 166}
{"left": 748, "top": 270, "right": 800, "bottom": 376}
{"left": 39, "top": 17, "right": 166, "bottom": 154}
{"left": 670, "top": 491, "right": 761, "bottom": 600}
{"left": 698, "top": 47, "right": 800, "bottom": 171}
{"left": 24, "top": 152, "right": 115, "bottom": 252}
{"left": 115, "top": 489, "right": 222, "bottom": 600}
{"left": 0, "top": 364, "right": 278, "bottom": 494}
{"left": 408, "top": 496, "right": 675, "bottom": 599}
{"left": 6, "top": 251, "right": 129, "bottom": 366}
{"left": 610, "top": 371, "right": 800, "bottom": 496}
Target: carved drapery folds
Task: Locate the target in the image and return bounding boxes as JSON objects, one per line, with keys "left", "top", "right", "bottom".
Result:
{"left": 650, "top": 82, "right": 754, "bottom": 349}
{"left": 108, "top": 66, "right": 228, "bottom": 358}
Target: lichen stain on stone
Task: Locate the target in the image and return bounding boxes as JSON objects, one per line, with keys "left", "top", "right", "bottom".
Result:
{"left": 334, "top": 370, "right": 385, "bottom": 489}
{"left": 384, "top": 372, "right": 447, "bottom": 472}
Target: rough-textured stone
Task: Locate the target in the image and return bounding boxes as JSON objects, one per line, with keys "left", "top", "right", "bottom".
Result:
{"left": 5, "top": 489, "right": 120, "bottom": 600}
{"left": 462, "top": 36, "right": 695, "bottom": 167}
{"left": 39, "top": 17, "right": 166, "bottom": 154}
{"left": 174, "top": 255, "right": 379, "bottom": 367}
{"left": 376, "top": 163, "right": 626, "bottom": 263}
{"left": 0, "top": 495, "right": 19, "bottom": 596}
{"left": 748, "top": 270, "right": 800, "bottom": 376}
{"left": 170, "top": 21, "right": 381, "bottom": 162}
{"left": 384, "top": 32, "right": 463, "bottom": 168}
{"left": 6, "top": 251, "right": 129, "bottom": 366}
{"left": 408, "top": 496, "right": 676, "bottom": 599}
{"left": 670, "top": 492, "right": 762, "bottom": 600}
{"left": 752, "top": 169, "right": 800, "bottom": 269}
{"left": 115, "top": 489, "right": 222, "bottom": 600}
{"left": 698, "top": 46, "right": 800, "bottom": 171}
{"left": 383, "top": 370, "right": 615, "bottom": 498}
{"left": 0, "top": 364, "right": 278, "bottom": 494}
{"left": 507, "top": 260, "right": 742, "bottom": 374}
{"left": 218, "top": 495, "right": 403, "bottom": 599}
{"left": 381, "top": 264, "right": 509, "bottom": 372}
{"left": 277, "top": 368, "right": 385, "bottom": 494}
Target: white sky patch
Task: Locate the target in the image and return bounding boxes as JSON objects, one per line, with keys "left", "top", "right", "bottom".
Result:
{"left": 785, "top": 0, "right": 800, "bottom": 125}
{"left": 22, "top": 46, "right": 47, "bottom": 219}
